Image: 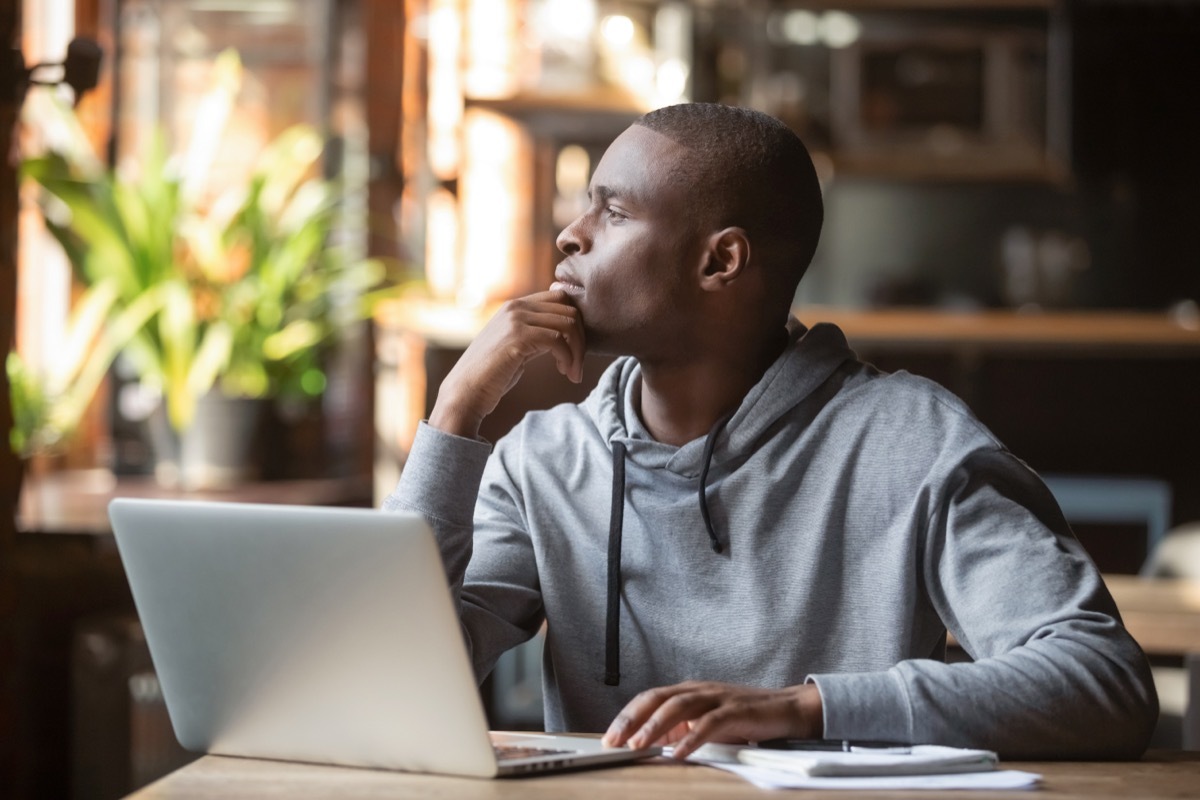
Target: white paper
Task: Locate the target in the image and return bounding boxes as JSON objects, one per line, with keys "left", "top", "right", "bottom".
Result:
{"left": 710, "top": 762, "right": 1043, "bottom": 791}
{"left": 669, "top": 744, "right": 1041, "bottom": 791}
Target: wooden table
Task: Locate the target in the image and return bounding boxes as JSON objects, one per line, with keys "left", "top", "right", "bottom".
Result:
{"left": 1106, "top": 575, "right": 1200, "bottom": 750}
{"left": 1104, "top": 575, "right": 1200, "bottom": 656}
{"left": 126, "top": 751, "right": 1200, "bottom": 799}
{"left": 106, "top": 573, "right": 1200, "bottom": 797}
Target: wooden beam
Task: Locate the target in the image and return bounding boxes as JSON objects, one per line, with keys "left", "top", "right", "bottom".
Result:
{"left": 363, "top": 0, "right": 405, "bottom": 263}
{"left": 1, "top": 2, "right": 25, "bottom": 794}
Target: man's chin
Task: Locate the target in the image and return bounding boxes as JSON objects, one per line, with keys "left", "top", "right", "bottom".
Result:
{"left": 579, "top": 323, "right": 646, "bottom": 359}
{"left": 580, "top": 330, "right": 621, "bottom": 358}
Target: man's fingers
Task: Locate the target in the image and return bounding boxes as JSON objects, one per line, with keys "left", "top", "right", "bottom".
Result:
{"left": 429, "top": 291, "right": 583, "bottom": 438}
{"left": 531, "top": 322, "right": 581, "bottom": 383}
{"left": 628, "top": 690, "right": 715, "bottom": 749}
{"left": 514, "top": 310, "right": 584, "bottom": 383}
{"left": 603, "top": 683, "right": 708, "bottom": 748}
{"left": 670, "top": 707, "right": 740, "bottom": 759}
{"left": 507, "top": 294, "right": 580, "bottom": 324}
{"left": 560, "top": 316, "right": 586, "bottom": 382}
{"left": 604, "top": 682, "right": 822, "bottom": 758}
{"left": 511, "top": 291, "right": 586, "bottom": 381}
{"left": 602, "top": 685, "right": 675, "bottom": 747}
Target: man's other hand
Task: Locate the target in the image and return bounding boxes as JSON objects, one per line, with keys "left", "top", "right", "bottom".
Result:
{"left": 428, "top": 289, "right": 585, "bottom": 439}
{"left": 601, "top": 681, "right": 824, "bottom": 759}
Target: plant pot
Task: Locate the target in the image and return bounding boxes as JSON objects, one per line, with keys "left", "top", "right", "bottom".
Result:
{"left": 149, "top": 392, "right": 267, "bottom": 490}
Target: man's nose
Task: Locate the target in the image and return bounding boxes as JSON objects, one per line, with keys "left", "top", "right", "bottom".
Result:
{"left": 556, "top": 215, "right": 588, "bottom": 255}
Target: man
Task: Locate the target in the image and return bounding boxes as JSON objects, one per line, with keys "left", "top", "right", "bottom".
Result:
{"left": 384, "top": 103, "right": 1157, "bottom": 759}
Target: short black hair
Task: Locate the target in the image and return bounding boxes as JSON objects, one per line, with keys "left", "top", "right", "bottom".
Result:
{"left": 634, "top": 103, "right": 824, "bottom": 295}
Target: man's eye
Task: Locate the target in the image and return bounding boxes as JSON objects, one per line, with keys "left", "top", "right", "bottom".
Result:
{"left": 605, "top": 207, "right": 627, "bottom": 222}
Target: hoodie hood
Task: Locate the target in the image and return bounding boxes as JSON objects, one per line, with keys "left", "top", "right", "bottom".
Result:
{"left": 584, "top": 318, "right": 857, "bottom": 475}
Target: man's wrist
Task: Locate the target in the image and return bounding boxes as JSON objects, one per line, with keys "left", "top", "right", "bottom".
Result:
{"left": 428, "top": 399, "right": 484, "bottom": 440}
{"left": 793, "top": 683, "right": 825, "bottom": 739}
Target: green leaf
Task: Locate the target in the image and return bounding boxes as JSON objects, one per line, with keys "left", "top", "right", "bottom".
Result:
{"left": 159, "top": 281, "right": 199, "bottom": 429}
{"left": 255, "top": 125, "right": 324, "bottom": 217}
{"left": 263, "top": 319, "right": 323, "bottom": 361}
{"left": 7, "top": 352, "right": 49, "bottom": 456}
{"left": 48, "top": 279, "right": 120, "bottom": 394}
{"left": 187, "top": 321, "right": 233, "bottom": 399}
{"left": 48, "top": 285, "right": 168, "bottom": 435}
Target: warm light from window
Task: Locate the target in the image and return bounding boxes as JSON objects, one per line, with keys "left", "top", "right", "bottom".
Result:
{"left": 17, "top": 0, "right": 76, "bottom": 375}
{"left": 555, "top": 145, "right": 590, "bottom": 195}
{"left": 600, "top": 15, "right": 634, "bottom": 47}
{"left": 425, "top": 187, "right": 459, "bottom": 301}
{"left": 460, "top": 109, "right": 530, "bottom": 307}
{"left": 532, "top": 0, "right": 596, "bottom": 42}
{"left": 553, "top": 145, "right": 590, "bottom": 228}
{"left": 655, "top": 58, "right": 689, "bottom": 105}
{"left": 653, "top": 4, "right": 692, "bottom": 106}
{"left": 427, "top": 0, "right": 463, "bottom": 180}
{"left": 618, "top": 54, "right": 655, "bottom": 96}
{"left": 465, "top": 0, "right": 520, "bottom": 98}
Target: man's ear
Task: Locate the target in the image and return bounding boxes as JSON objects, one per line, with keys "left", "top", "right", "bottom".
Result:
{"left": 699, "top": 227, "right": 750, "bottom": 291}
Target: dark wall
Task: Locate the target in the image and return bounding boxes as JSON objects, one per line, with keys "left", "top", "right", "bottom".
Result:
{"left": 1070, "top": 0, "right": 1200, "bottom": 310}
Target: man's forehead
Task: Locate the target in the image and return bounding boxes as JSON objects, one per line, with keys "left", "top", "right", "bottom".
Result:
{"left": 590, "top": 125, "right": 689, "bottom": 203}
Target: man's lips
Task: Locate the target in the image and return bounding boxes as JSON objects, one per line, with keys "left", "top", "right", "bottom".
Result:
{"left": 550, "top": 275, "right": 584, "bottom": 296}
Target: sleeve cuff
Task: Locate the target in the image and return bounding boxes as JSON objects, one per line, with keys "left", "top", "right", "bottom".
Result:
{"left": 382, "top": 421, "right": 493, "bottom": 526}
{"left": 807, "top": 670, "right": 915, "bottom": 744}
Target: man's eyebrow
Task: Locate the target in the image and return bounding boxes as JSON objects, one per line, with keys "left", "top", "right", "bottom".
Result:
{"left": 588, "top": 185, "right": 614, "bottom": 203}
{"left": 588, "top": 184, "right": 641, "bottom": 207}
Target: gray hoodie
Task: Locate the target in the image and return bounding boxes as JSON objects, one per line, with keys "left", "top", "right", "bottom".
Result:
{"left": 384, "top": 321, "right": 1157, "bottom": 758}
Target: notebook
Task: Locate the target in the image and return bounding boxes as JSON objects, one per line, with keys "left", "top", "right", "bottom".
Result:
{"left": 735, "top": 744, "right": 999, "bottom": 777}
{"left": 108, "top": 498, "right": 661, "bottom": 778}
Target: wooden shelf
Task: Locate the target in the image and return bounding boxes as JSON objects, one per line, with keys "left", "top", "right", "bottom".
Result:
{"left": 830, "top": 152, "right": 1069, "bottom": 184}
{"left": 805, "top": 307, "right": 1200, "bottom": 356}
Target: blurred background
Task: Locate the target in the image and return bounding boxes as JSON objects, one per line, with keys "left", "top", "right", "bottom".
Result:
{"left": 1, "top": 0, "right": 1199, "bottom": 797}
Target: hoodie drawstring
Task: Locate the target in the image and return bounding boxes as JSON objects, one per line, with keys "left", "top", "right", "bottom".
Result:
{"left": 698, "top": 410, "right": 736, "bottom": 554}
{"left": 603, "top": 411, "right": 735, "bottom": 687}
{"left": 605, "top": 441, "right": 626, "bottom": 686}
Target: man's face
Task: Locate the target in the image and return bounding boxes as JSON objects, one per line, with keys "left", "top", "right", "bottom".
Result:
{"left": 553, "top": 125, "right": 706, "bottom": 359}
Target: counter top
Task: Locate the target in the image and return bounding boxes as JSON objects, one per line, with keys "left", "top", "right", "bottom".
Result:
{"left": 17, "top": 470, "right": 374, "bottom": 537}
{"left": 375, "top": 299, "right": 1200, "bottom": 354}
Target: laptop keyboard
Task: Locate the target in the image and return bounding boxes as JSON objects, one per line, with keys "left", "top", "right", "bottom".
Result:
{"left": 494, "top": 744, "right": 575, "bottom": 761}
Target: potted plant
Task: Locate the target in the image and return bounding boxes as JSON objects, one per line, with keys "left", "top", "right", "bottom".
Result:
{"left": 12, "top": 51, "right": 395, "bottom": 486}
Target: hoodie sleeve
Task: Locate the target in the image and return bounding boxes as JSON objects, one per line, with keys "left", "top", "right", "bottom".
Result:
{"left": 809, "top": 447, "right": 1158, "bottom": 759}
{"left": 382, "top": 421, "right": 543, "bottom": 681}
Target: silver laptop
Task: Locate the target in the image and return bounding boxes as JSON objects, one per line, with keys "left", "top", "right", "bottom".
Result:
{"left": 108, "top": 498, "right": 661, "bottom": 777}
